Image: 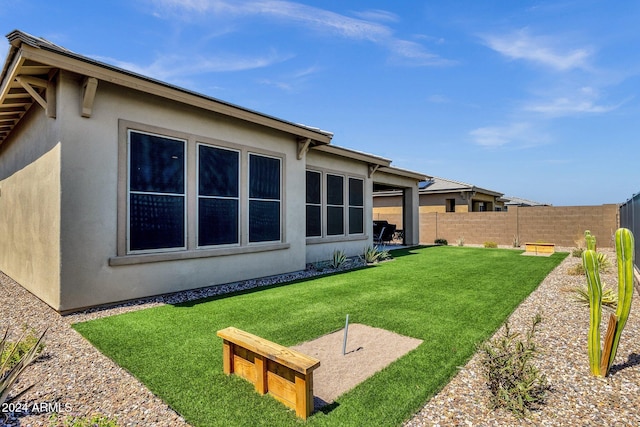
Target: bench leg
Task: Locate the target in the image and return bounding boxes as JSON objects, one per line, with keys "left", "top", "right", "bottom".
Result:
{"left": 222, "top": 340, "right": 234, "bottom": 375}
{"left": 295, "top": 372, "right": 314, "bottom": 419}
{"left": 254, "top": 354, "right": 267, "bottom": 394}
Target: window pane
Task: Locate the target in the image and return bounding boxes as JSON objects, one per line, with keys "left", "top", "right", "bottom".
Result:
{"left": 130, "top": 131, "right": 184, "bottom": 194}
{"left": 129, "top": 194, "right": 184, "bottom": 250}
{"left": 349, "top": 178, "right": 364, "bottom": 207}
{"left": 327, "top": 206, "right": 344, "bottom": 235}
{"left": 306, "top": 171, "right": 321, "bottom": 204}
{"left": 306, "top": 205, "right": 321, "bottom": 237}
{"left": 327, "top": 175, "right": 343, "bottom": 206}
{"left": 199, "top": 145, "right": 239, "bottom": 197}
{"left": 249, "top": 200, "right": 280, "bottom": 242}
{"left": 249, "top": 155, "right": 280, "bottom": 200}
{"left": 198, "top": 198, "right": 239, "bottom": 246}
{"left": 349, "top": 207, "right": 364, "bottom": 234}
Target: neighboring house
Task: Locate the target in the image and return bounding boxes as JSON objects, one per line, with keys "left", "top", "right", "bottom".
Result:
{"left": 0, "top": 30, "right": 426, "bottom": 312}
{"left": 502, "top": 196, "right": 551, "bottom": 208}
{"left": 373, "top": 176, "right": 505, "bottom": 227}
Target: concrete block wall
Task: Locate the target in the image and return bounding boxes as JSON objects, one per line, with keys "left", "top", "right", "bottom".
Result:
{"left": 416, "top": 204, "right": 619, "bottom": 248}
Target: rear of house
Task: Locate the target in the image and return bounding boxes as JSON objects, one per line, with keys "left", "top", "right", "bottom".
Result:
{"left": 0, "top": 30, "right": 424, "bottom": 312}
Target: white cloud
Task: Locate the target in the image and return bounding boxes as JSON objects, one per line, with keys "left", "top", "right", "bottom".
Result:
{"left": 469, "top": 122, "right": 547, "bottom": 148}
{"left": 92, "top": 49, "right": 291, "bottom": 81}
{"left": 148, "top": 0, "right": 451, "bottom": 66}
{"left": 481, "top": 28, "right": 591, "bottom": 71}
{"left": 524, "top": 86, "right": 623, "bottom": 117}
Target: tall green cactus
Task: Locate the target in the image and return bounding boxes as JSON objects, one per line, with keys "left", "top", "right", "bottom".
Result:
{"left": 603, "top": 228, "right": 635, "bottom": 374}
{"left": 582, "top": 248, "right": 602, "bottom": 376}
{"left": 582, "top": 228, "right": 635, "bottom": 377}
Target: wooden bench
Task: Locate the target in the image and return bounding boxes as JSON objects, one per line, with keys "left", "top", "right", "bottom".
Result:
{"left": 525, "top": 242, "right": 555, "bottom": 254}
{"left": 217, "top": 327, "right": 320, "bottom": 419}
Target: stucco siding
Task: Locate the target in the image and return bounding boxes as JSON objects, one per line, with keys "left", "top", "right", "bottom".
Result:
{"left": 56, "top": 73, "right": 308, "bottom": 311}
{"left": 0, "top": 105, "right": 62, "bottom": 308}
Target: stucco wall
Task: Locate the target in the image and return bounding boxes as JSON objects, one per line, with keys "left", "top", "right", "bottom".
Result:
{"left": 417, "top": 205, "right": 619, "bottom": 248}
{"left": 54, "top": 71, "right": 311, "bottom": 311}
{"left": 0, "top": 103, "right": 61, "bottom": 308}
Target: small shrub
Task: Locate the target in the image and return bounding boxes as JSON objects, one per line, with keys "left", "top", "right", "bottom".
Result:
{"left": 484, "top": 241, "right": 498, "bottom": 248}
{"left": 567, "top": 263, "right": 585, "bottom": 276}
{"left": 1, "top": 328, "right": 45, "bottom": 369}
{"left": 571, "top": 247, "right": 584, "bottom": 258}
{"left": 434, "top": 238, "right": 448, "bottom": 245}
{"left": 456, "top": 237, "right": 465, "bottom": 247}
{"left": 478, "top": 314, "right": 549, "bottom": 418}
{"left": 565, "top": 284, "right": 617, "bottom": 309}
{"left": 512, "top": 235, "right": 520, "bottom": 248}
{"left": 329, "top": 249, "right": 348, "bottom": 269}
{"left": 1, "top": 327, "right": 46, "bottom": 404}
{"left": 49, "top": 413, "right": 120, "bottom": 427}
{"left": 361, "top": 245, "right": 391, "bottom": 264}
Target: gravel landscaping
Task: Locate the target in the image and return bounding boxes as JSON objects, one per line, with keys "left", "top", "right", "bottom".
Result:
{"left": 2, "top": 247, "right": 639, "bottom": 426}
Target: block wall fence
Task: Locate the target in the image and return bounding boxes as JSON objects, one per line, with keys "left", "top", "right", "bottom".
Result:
{"left": 374, "top": 204, "right": 620, "bottom": 248}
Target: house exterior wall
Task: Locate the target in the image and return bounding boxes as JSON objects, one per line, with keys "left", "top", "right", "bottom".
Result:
{"left": 0, "top": 101, "right": 62, "bottom": 308}
{"left": 304, "top": 149, "right": 371, "bottom": 263}
{"left": 55, "top": 71, "right": 310, "bottom": 311}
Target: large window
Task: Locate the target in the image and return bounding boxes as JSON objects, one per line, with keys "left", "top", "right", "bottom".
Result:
{"left": 249, "top": 154, "right": 281, "bottom": 242}
{"left": 348, "top": 178, "right": 364, "bottom": 234}
{"left": 128, "top": 130, "right": 186, "bottom": 252}
{"left": 326, "top": 174, "right": 344, "bottom": 236}
{"left": 305, "top": 170, "right": 322, "bottom": 237}
{"left": 198, "top": 145, "right": 239, "bottom": 246}
{"left": 305, "top": 170, "right": 365, "bottom": 238}
{"left": 122, "top": 125, "right": 284, "bottom": 257}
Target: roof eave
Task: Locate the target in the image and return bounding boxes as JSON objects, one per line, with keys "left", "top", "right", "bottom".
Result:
{"left": 3, "top": 30, "right": 333, "bottom": 145}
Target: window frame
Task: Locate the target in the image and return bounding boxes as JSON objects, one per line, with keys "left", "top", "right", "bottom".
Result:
{"left": 126, "top": 129, "right": 188, "bottom": 254}
{"left": 114, "top": 120, "right": 288, "bottom": 265}
{"left": 196, "top": 143, "right": 241, "bottom": 249}
{"left": 247, "top": 152, "right": 282, "bottom": 244}
{"left": 305, "top": 168, "right": 367, "bottom": 242}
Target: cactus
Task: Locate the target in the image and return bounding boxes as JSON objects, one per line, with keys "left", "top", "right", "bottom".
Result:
{"left": 602, "top": 228, "right": 635, "bottom": 375}
{"left": 584, "top": 230, "right": 596, "bottom": 251}
{"left": 582, "top": 228, "right": 635, "bottom": 377}
{"left": 582, "top": 248, "right": 602, "bottom": 376}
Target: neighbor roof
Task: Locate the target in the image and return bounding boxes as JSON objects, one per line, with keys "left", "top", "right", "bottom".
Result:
{"left": 0, "top": 30, "right": 334, "bottom": 146}
{"left": 419, "top": 176, "right": 503, "bottom": 197}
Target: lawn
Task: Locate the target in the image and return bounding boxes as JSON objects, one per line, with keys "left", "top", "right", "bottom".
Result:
{"left": 73, "top": 246, "right": 567, "bottom": 426}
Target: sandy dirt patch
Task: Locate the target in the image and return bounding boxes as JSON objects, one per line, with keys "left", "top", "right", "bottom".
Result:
{"left": 291, "top": 323, "right": 423, "bottom": 409}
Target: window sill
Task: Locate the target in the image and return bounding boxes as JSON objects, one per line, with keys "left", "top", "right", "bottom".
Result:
{"left": 109, "top": 242, "right": 291, "bottom": 266}
{"left": 306, "top": 235, "right": 369, "bottom": 245}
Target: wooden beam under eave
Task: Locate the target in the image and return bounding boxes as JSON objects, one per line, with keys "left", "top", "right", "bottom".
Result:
{"left": 81, "top": 77, "right": 98, "bottom": 118}
{"left": 297, "top": 138, "right": 311, "bottom": 160}
{"left": 15, "top": 76, "right": 48, "bottom": 111}
{"left": 368, "top": 164, "right": 380, "bottom": 178}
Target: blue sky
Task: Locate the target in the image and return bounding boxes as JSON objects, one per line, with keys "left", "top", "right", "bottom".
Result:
{"left": 2, "top": 0, "right": 639, "bottom": 206}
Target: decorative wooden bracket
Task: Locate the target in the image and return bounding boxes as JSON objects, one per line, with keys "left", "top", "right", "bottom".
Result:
{"left": 82, "top": 77, "right": 98, "bottom": 118}
{"left": 297, "top": 138, "right": 311, "bottom": 160}
{"left": 15, "top": 75, "right": 48, "bottom": 111}
{"left": 368, "top": 164, "right": 380, "bottom": 178}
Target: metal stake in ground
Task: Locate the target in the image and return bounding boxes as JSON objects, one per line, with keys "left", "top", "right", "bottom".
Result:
{"left": 342, "top": 314, "right": 350, "bottom": 355}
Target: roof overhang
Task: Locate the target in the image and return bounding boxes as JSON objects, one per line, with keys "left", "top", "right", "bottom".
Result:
{"left": 0, "top": 30, "right": 333, "bottom": 146}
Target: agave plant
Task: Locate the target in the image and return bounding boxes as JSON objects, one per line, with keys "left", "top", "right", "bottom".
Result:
{"left": 362, "top": 245, "right": 391, "bottom": 264}
{"left": 1, "top": 327, "right": 46, "bottom": 404}
{"left": 330, "top": 249, "right": 348, "bottom": 269}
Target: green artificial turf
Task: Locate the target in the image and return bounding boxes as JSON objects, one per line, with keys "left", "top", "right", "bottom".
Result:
{"left": 73, "top": 246, "right": 567, "bottom": 427}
